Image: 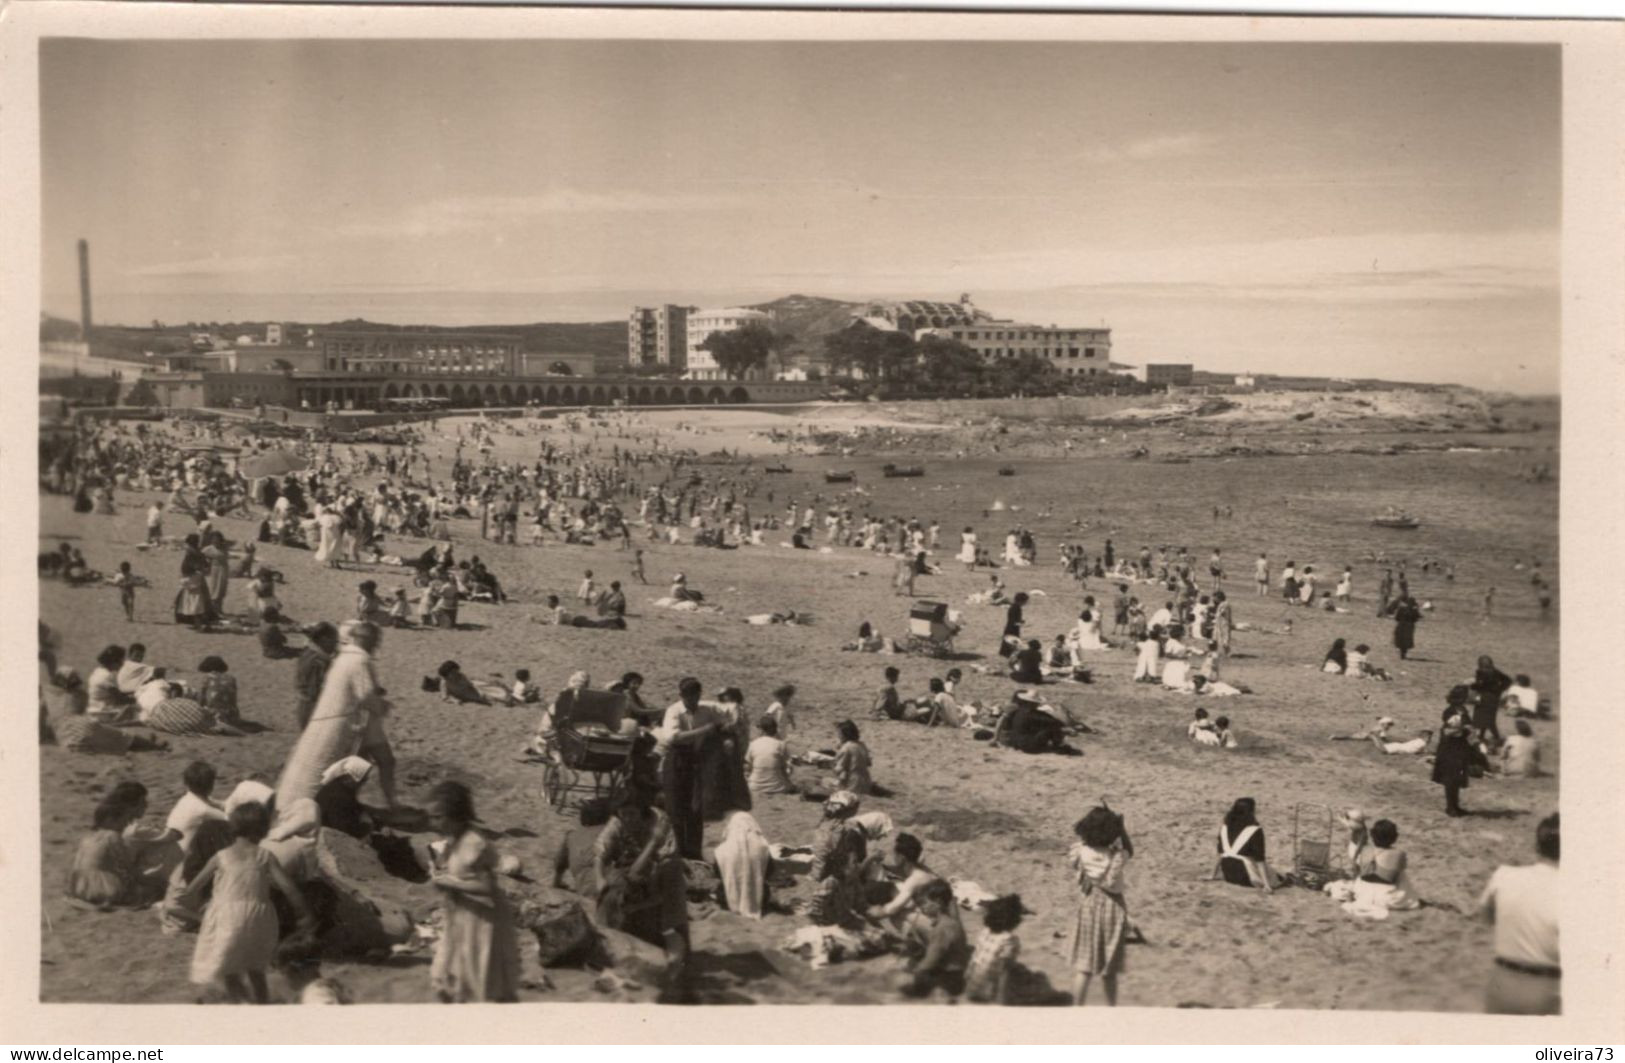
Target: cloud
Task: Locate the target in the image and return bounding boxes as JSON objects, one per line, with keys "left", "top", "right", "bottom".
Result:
{"left": 925, "top": 228, "right": 1558, "bottom": 304}
{"left": 335, "top": 190, "right": 739, "bottom": 239}
{"left": 123, "top": 253, "right": 300, "bottom": 279}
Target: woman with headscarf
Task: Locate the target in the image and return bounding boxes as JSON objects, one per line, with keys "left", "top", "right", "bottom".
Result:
{"left": 275, "top": 621, "right": 395, "bottom": 813}
{"left": 1470, "top": 656, "right": 1513, "bottom": 746}
{"left": 713, "top": 811, "right": 771, "bottom": 919}
{"left": 807, "top": 791, "right": 867, "bottom": 926}
{"left": 1433, "top": 685, "right": 1475, "bottom": 817}
{"left": 1212, "top": 797, "right": 1284, "bottom": 892}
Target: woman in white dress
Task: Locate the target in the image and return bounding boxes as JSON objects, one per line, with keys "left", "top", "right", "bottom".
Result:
{"left": 1003, "top": 533, "right": 1027, "bottom": 567}
{"left": 1073, "top": 608, "right": 1109, "bottom": 652}
{"left": 957, "top": 527, "right": 978, "bottom": 570}
{"left": 313, "top": 505, "right": 344, "bottom": 568}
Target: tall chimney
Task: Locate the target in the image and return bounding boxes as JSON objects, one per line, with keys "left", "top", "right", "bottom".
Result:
{"left": 77, "top": 238, "right": 92, "bottom": 344}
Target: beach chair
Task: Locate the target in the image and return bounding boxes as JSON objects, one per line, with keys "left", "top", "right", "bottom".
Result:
{"left": 1291, "top": 803, "right": 1336, "bottom": 889}
{"left": 542, "top": 689, "right": 637, "bottom": 814}
{"left": 905, "top": 600, "right": 957, "bottom": 658}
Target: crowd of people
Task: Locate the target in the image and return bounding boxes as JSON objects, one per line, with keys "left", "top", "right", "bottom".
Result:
{"left": 37, "top": 408, "right": 1560, "bottom": 1012}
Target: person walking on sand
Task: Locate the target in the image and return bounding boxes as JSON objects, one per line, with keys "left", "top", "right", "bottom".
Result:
{"left": 1391, "top": 595, "right": 1422, "bottom": 660}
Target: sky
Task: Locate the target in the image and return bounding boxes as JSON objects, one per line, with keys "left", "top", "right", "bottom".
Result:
{"left": 40, "top": 39, "right": 1560, "bottom": 390}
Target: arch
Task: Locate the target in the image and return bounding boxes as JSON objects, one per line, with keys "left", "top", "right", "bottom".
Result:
{"left": 500, "top": 384, "right": 513, "bottom": 404}
{"left": 516, "top": 384, "right": 532, "bottom": 403}
{"left": 483, "top": 384, "right": 498, "bottom": 404}
{"left": 729, "top": 386, "right": 750, "bottom": 404}
{"left": 384, "top": 383, "right": 399, "bottom": 399}
{"left": 606, "top": 385, "right": 622, "bottom": 402}
{"left": 560, "top": 385, "right": 576, "bottom": 405}
{"left": 707, "top": 387, "right": 726, "bottom": 403}
{"left": 401, "top": 383, "right": 418, "bottom": 398}
{"left": 634, "top": 386, "right": 651, "bottom": 406}
{"left": 653, "top": 387, "right": 668, "bottom": 404}
{"left": 896, "top": 314, "right": 914, "bottom": 332}
{"left": 450, "top": 384, "right": 466, "bottom": 405}
{"left": 543, "top": 385, "right": 558, "bottom": 405}
{"left": 591, "top": 386, "right": 606, "bottom": 405}
{"left": 687, "top": 386, "right": 706, "bottom": 404}
{"left": 434, "top": 383, "right": 448, "bottom": 399}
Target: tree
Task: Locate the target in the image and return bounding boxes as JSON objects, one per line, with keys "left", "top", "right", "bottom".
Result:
{"left": 1002, "top": 353, "right": 1063, "bottom": 396}
{"left": 822, "top": 321, "right": 916, "bottom": 382}
{"left": 699, "top": 321, "right": 784, "bottom": 380}
{"left": 916, "top": 335, "right": 986, "bottom": 397}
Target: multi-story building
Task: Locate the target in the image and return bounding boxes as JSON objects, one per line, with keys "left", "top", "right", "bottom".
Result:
{"left": 316, "top": 330, "right": 522, "bottom": 377}
{"left": 684, "top": 307, "right": 773, "bottom": 381}
{"left": 917, "top": 321, "right": 1114, "bottom": 378}
{"left": 628, "top": 305, "right": 693, "bottom": 370}
{"left": 855, "top": 295, "right": 987, "bottom": 332}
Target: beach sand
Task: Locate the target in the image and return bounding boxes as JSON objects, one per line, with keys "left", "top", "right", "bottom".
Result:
{"left": 38, "top": 402, "right": 1559, "bottom": 1008}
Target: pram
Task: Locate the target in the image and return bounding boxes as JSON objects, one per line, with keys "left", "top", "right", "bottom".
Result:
{"left": 541, "top": 689, "right": 637, "bottom": 814}
{"left": 1291, "top": 803, "right": 1337, "bottom": 889}
{"left": 905, "top": 600, "right": 959, "bottom": 658}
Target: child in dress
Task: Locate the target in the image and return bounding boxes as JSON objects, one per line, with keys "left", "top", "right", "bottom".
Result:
{"left": 426, "top": 781, "right": 521, "bottom": 1003}
{"left": 183, "top": 801, "right": 312, "bottom": 1003}
{"left": 1188, "top": 708, "right": 1220, "bottom": 746}
{"left": 763, "top": 684, "right": 798, "bottom": 743}
{"left": 387, "top": 587, "right": 412, "bottom": 628}
{"left": 965, "top": 893, "right": 1023, "bottom": 1004}
{"left": 196, "top": 657, "right": 241, "bottom": 728}
{"left": 113, "top": 561, "right": 138, "bottom": 622}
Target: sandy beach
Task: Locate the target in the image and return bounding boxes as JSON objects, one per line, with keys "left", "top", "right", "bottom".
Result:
{"left": 38, "top": 399, "right": 1559, "bottom": 1008}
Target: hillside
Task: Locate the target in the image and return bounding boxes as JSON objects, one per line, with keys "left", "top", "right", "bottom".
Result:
{"left": 748, "top": 293, "right": 863, "bottom": 356}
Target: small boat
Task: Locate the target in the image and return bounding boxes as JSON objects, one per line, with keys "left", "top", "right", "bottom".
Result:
{"left": 1371, "top": 509, "right": 1421, "bottom": 529}
{"left": 764, "top": 463, "right": 793, "bottom": 474}
{"left": 997, "top": 466, "right": 1016, "bottom": 477}
{"left": 824, "top": 470, "right": 856, "bottom": 483}
{"left": 882, "top": 463, "right": 925, "bottom": 478}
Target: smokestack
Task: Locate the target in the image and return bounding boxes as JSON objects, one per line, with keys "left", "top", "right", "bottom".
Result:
{"left": 77, "top": 238, "right": 92, "bottom": 343}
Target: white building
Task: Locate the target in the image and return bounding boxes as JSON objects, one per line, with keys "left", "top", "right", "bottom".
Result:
{"left": 684, "top": 307, "right": 773, "bottom": 381}
{"left": 266, "top": 323, "right": 284, "bottom": 346}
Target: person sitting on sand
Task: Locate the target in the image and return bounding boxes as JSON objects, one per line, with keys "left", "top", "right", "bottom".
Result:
{"left": 1345, "top": 643, "right": 1393, "bottom": 680}
{"left": 1330, "top": 817, "right": 1421, "bottom": 918}
{"left": 433, "top": 660, "right": 490, "bottom": 706}
{"left": 898, "top": 879, "right": 969, "bottom": 1000}
{"left": 864, "top": 832, "right": 940, "bottom": 930}
{"left": 745, "top": 716, "right": 796, "bottom": 795}
{"left": 992, "top": 690, "right": 1072, "bottom": 755}
{"left": 1160, "top": 657, "right": 1191, "bottom": 691}
{"left": 1212, "top": 716, "right": 1238, "bottom": 749}
{"left": 824, "top": 720, "right": 874, "bottom": 796}
{"left": 1501, "top": 674, "right": 1541, "bottom": 718}
{"left": 1188, "top": 707, "right": 1220, "bottom": 746}
{"left": 1499, "top": 719, "right": 1542, "bottom": 777}
{"left": 669, "top": 573, "right": 703, "bottom": 604}
{"left": 902, "top": 677, "right": 968, "bottom": 728}
{"left": 1322, "top": 638, "right": 1349, "bottom": 675}
{"left": 1009, "top": 639, "right": 1045, "bottom": 685}
{"left": 843, "top": 621, "right": 890, "bottom": 654}
{"left": 1133, "top": 627, "right": 1162, "bottom": 684}
{"left": 1211, "top": 797, "right": 1287, "bottom": 893}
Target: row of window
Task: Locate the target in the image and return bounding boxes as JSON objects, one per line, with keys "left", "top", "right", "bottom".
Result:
{"left": 323, "top": 344, "right": 517, "bottom": 357}
{"left": 950, "top": 330, "right": 1107, "bottom": 343}
{"left": 976, "top": 347, "right": 1102, "bottom": 359}
{"left": 329, "top": 360, "right": 509, "bottom": 374}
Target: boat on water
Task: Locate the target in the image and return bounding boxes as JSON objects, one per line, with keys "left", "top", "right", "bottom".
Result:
{"left": 882, "top": 463, "right": 925, "bottom": 478}
{"left": 997, "top": 466, "right": 1016, "bottom": 477}
{"left": 1371, "top": 509, "right": 1421, "bottom": 529}
{"left": 763, "top": 463, "right": 793, "bottom": 474}
{"left": 824, "top": 470, "right": 856, "bottom": 483}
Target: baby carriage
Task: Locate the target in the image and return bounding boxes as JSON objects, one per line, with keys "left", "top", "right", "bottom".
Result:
{"left": 905, "top": 600, "right": 959, "bottom": 658}
{"left": 1291, "top": 803, "right": 1336, "bottom": 889}
{"left": 541, "top": 689, "right": 637, "bottom": 814}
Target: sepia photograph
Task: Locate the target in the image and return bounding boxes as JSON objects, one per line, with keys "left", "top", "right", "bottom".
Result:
{"left": 8, "top": 1, "right": 1625, "bottom": 1045}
